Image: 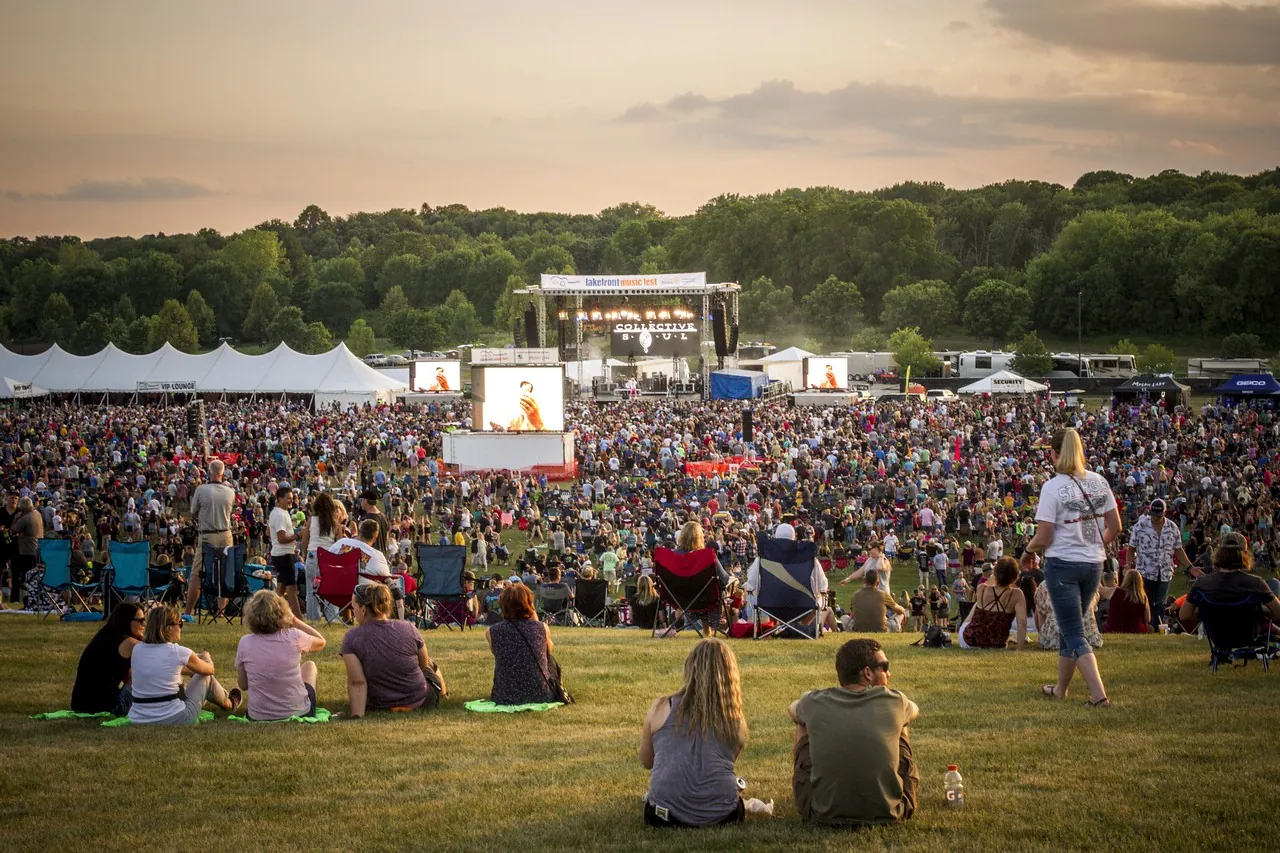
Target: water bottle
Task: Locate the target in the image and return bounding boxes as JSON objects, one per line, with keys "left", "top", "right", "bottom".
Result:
{"left": 944, "top": 765, "right": 965, "bottom": 808}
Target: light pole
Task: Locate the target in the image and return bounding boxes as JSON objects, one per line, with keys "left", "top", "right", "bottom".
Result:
{"left": 1076, "top": 290, "right": 1083, "bottom": 379}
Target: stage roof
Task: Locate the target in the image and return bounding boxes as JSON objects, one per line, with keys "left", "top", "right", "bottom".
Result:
{"left": 519, "top": 272, "right": 738, "bottom": 297}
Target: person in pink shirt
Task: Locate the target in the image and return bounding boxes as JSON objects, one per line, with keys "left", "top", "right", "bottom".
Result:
{"left": 235, "top": 590, "right": 327, "bottom": 720}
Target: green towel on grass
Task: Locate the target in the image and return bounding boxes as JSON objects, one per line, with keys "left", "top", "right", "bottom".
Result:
{"left": 101, "top": 710, "right": 215, "bottom": 727}
{"left": 464, "top": 700, "right": 564, "bottom": 713}
{"left": 30, "top": 710, "right": 114, "bottom": 721}
{"left": 227, "top": 708, "right": 332, "bottom": 724}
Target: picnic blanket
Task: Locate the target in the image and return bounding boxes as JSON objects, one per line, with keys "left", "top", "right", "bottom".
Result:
{"left": 227, "top": 708, "right": 333, "bottom": 724}
{"left": 464, "top": 700, "right": 564, "bottom": 714}
{"left": 30, "top": 710, "right": 113, "bottom": 721}
{"left": 101, "top": 710, "right": 215, "bottom": 727}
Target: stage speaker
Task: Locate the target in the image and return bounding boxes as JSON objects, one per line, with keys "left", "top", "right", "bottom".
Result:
{"left": 186, "top": 401, "right": 205, "bottom": 436}
{"left": 711, "top": 305, "right": 728, "bottom": 358}
{"left": 513, "top": 319, "right": 524, "bottom": 347}
{"left": 523, "top": 303, "right": 539, "bottom": 348}
{"left": 742, "top": 408, "right": 754, "bottom": 443}
{"left": 727, "top": 322, "right": 739, "bottom": 355}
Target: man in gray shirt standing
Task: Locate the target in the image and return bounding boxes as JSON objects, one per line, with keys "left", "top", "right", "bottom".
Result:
{"left": 185, "top": 459, "right": 235, "bottom": 615}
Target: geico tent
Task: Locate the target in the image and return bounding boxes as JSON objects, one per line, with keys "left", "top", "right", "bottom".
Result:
{"left": 958, "top": 370, "right": 1048, "bottom": 395}
{"left": 0, "top": 342, "right": 406, "bottom": 403}
{"left": 1213, "top": 374, "right": 1280, "bottom": 397}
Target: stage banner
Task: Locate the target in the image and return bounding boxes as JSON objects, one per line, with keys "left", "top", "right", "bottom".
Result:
{"left": 137, "top": 381, "right": 197, "bottom": 392}
{"left": 540, "top": 272, "right": 706, "bottom": 291}
{"left": 611, "top": 322, "right": 700, "bottom": 358}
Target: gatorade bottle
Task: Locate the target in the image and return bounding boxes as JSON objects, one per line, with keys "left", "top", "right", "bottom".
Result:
{"left": 944, "top": 765, "right": 965, "bottom": 808}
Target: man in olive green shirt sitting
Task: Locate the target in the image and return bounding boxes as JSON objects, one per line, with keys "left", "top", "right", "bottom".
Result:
{"left": 849, "top": 570, "right": 906, "bottom": 632}
{"left": 789, "top": 638, "right": 920, "bottom": 825}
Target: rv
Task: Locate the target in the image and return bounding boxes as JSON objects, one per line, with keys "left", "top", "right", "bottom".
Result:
{"left": 737, "top": 341, "right": 776, "bottom": 361}
{"left": 831, "top": 351, "right": 897, "bottom": 383}
{"left": 1083, "top": 353, "right": 1137, "bottom": 379}
{"left": 956, "top": 351, "right": 1016, "bottom": 379}
{"left": 1187, "top": 358, "right": 1269, "bottom": 379}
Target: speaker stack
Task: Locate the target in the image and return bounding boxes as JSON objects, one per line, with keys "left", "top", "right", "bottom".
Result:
{"left": 711, "top": 302, "right": 728, "bottom": 359}
{"left": 742, "top": 408, "right": 754, "bottom": 443}
{"left": 522, "top": 302, "right": 539, "bottom": 348}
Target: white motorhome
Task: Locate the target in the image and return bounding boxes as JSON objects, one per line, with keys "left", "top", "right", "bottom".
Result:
{"left": 1187, "top": 358, "right": 1269, "bottom": 379}
{"left": 956, "top": 351, "right": 1015, "bottom": 379}
{"left": 1083, "top": 353, "right": 1137, "bottom": 379}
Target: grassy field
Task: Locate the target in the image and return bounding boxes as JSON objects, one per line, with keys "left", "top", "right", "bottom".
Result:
{"left": 0, "top": 616, "right": 1277, "bottom": 853}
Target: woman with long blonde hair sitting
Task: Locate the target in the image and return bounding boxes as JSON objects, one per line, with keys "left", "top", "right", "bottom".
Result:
{"left": 639, "top": 638, "right": 747, "bottom": 827}
{"left": 1103, "top": 570, "right": 1151, "bottom": 634}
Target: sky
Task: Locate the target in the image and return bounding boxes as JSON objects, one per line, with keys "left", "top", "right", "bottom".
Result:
{"left": 1, "top": 0, "right": 1278, "bottom": 238}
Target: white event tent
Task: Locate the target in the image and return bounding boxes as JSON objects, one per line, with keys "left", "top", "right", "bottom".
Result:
{"left": 0, "top": 342, "right": 406, "bottom": 407}
{"left": 757, "top": 345, "right": 814, "bottom": 390}
{"left": 957, "top": 370, "right": 1049, "bottom": 395}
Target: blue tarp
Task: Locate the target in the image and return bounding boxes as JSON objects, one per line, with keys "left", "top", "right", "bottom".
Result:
{"left": 709, "top": 369, "right": 768, "bottom": 400}
{"left": 1213, "top": 374, "right": 1280, "bottom": 396}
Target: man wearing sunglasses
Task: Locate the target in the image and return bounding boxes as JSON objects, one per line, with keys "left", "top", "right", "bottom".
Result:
{"left": 789, "top": 639, "right": 920, "bottom": 826}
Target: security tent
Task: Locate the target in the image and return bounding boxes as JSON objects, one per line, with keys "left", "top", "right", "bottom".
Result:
{"left": 958, "top": 370, "right": 1048, "bottom": 395}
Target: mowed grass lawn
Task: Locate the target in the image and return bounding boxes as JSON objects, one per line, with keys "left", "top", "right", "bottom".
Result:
{"left": 0, "top": 619, "right": 1277, "bottom": 853}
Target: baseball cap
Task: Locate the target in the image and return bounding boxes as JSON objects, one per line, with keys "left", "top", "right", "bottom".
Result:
{"left": 774, "top": 523, "right": 796, "bottom": 540}
{"left": 1149, "top": 499, "right": 1166, "bottom": 515}
{"left": 508, "top": 575, "right": 522, "bottom": 584}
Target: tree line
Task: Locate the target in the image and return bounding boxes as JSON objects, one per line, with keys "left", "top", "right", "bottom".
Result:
{"left": 0, "top": 167, "right": 1276, "bottom": 357}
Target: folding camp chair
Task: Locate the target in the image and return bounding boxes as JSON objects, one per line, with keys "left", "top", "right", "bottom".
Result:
{"left": 574, "top": 578, "right": 610, "bottom": 626}
{"left": 416, "top": 544, "right": 470, "bottom": 630}
{"left": 37, "top": 539, "right": 101, "bottom": 620}
{"left": 752, "top": 535, "right": 823, "bottom": 639}
{"left": 316, "top": 548, "right": 360, "bottom": 625}
{"left": 538, "top": 583, "right": 575, "bottom": 626}
{"left": 107, "top": 540, "right": 161, "bottom": 607}
{"left": 653, "top": 547, "right": 728, "bottom": 637}
{"left": 1190, "top": 588, "right": 1279, "bottom": 673}
{"left": 198, "top": 543, "right": 249, "bottom": 625}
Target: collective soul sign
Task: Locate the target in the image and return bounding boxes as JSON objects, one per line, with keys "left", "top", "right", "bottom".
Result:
{"left": 611, "top": 322, "right": 699, "bottom": 358}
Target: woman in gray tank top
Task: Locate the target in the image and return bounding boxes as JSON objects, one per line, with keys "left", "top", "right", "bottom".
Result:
{"left": 639, "top": 639, "right": 747, "bottom": 827}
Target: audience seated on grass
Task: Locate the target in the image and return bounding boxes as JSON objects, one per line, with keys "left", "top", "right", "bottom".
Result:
{"left": 235, "top": 590, "right": 327, "bottom": 721}
{"left": 128, "top": 606, "right": 242, "bottom": 725}
{"left": 1104, "top": 570, "right": 1152, "bottom": 634}
{"left": 960, "top": 557, "right": 1028, "bottom": 650}
{"left": 340, "top": 584, "right": 445, "bottom": 718}
{"left": 70, "top": 602, "right": 144, "bottom": 716}
{"left": 640, "top": 638, "right": 747, "bottom": 828}
{"left": 847, "top": 571, "right": 905, "bottom": 633}
{"left": 488, "top": 583, "right": 560, "bottom": 706}
{"left": 790, "top": 638, "right": 919, "bottom": 826}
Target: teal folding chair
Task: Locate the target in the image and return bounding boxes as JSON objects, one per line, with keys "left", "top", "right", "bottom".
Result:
{"left": 38, "top": 539, "right": 102, "bottom": 621}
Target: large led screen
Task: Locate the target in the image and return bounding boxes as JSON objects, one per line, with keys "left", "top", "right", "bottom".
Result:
{"left": 804, "top": 357, "right": 849, "bottom": 390}
{"left": 414, "top": 361, "right": 462, "bottom": 392}
{"left": 472, "top": 365, "right": 565, "bottom": 432}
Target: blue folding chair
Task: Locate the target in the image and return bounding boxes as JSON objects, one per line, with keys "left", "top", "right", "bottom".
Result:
{"left": 416, "top": 544, "right": 469, "bottom": 630}
{"left": 38, "top": 538, "right": 102, "bottom": 621}
{"left": 107, "top": 540, "right": 154, "bottom": 603}
{"left": 1190, "top": 588, "right": 1279, "bottom": 673}
{"left": 198, "top": 543, "right": 249, "bottom": 625}
{"left": 753, "top": 535, "right": 823, "bottom": 639}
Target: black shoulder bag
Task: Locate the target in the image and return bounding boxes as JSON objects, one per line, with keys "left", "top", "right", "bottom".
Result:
{"left": 1068, "top": 475, "right": 1108, "bottom": 547}
{"left": 513, "top": 621, "right": 574, "bottom": 705}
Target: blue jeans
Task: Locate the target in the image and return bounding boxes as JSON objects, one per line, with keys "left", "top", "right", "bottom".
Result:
{"left": 1141, "top": 576, "right": 1169, "bottom": 629}
{"left": 1044, "top": 557, "right": 1102, "bottom": 660}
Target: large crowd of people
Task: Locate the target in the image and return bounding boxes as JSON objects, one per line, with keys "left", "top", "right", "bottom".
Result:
{"left": 6, "top": 389, "right": 1280, "bottom": 825}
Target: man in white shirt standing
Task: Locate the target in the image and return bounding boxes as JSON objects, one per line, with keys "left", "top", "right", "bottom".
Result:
{"left": 270, "top": 486, "right": 301, "bottom": 616}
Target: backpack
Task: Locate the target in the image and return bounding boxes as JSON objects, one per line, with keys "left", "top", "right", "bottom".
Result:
{"left": 913, "top": 625, "right": 951, "bottom": 649}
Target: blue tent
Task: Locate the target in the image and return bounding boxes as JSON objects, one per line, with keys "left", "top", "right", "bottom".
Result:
{"left": 1213, "top": 374, "right": 1280, "bottom": 396}
{"left": 710, "top": 369, "right": 769, "bottom": 400}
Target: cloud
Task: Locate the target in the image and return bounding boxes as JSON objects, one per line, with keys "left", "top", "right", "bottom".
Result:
{"left": 617, "top": 78, "right": 1280, "bottom": 166}
{"left": 987, "top": 0, "right": 1280, "bottom": 65}
{"left": 946, "top": 20, "right": 974, "bottom": 33}
{"left": 4, "top": 177, "right": 220, "bottom": 202}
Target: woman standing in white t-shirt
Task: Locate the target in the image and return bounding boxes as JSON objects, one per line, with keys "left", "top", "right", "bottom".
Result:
{"left": 1024, "top": 428, "right": 1121, "bottom": 708}
{"left": 128, "top": 606, "right": 240, "bottom": 725}
{"left": 299, "top": 492, "right": 347, "bottom": 623}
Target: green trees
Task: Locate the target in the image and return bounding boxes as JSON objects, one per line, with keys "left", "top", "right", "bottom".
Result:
{"left": 888, "top": 327, "right": 941, "bottom": 376}
{"left": 1137, "top": 344, "right": 1178, "bottom": 374}
{"left": 266, "top": 307, "right": 331, "bottom": 352}
{"left": 963, "top": 280, "right": 1031, "bottom": 347}
{"left": 800, "top": 276, "right": 863, "bottom": 351}
{"left": 435, "top": 290, "right": 481, "bottom": 344}
{"left": 150, "top": 299, "right": 199, "bottom": 352}
{"left": 1011, "top": 332, "right": 1053, "bottom": 376}
{"left": 739, "top": 276, "right": 797, "bottom": 332}
{"left": 345, "top": 319, "right": 376, "bottom": 357}
{"left": 185, "top": 290, "right": 216, "bottom": 348}
{"left": 242, "top": 282, "right": 281, "bottom": 343}
{"left": 40, "top": 293, "right": 75, "bottom": 343}
{"left": 1221, "top": 332, "right": 1264, "bottom": 358}
{"left": 879, "top": 280, "right": 954, "bottom": 338}
{"left": 385, "top": 309, "right": 444, "bottom": 351}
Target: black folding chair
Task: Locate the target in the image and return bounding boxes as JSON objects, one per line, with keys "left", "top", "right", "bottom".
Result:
{"left": 574, "top": 578, "right": 610, "bottom": 626}
{"left": 653, "top": 547, "right": 728, "bottom": 637}
{"left": 1190, "top": 588, "right": 1279, "bottom": 673}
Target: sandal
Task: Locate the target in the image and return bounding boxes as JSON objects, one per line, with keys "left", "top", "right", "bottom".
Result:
{"left": 225, "top": 688, "right": 243, "bottom": 713}
{"left": 1086, "top": 696, "right": 1110, "bottom": 708}
{"left": 1040, "top": 684, "right": 1066, "bottom": 699}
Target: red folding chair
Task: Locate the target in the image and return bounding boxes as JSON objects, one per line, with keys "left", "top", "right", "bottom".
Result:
{"left": 316, "top": 548, "right": 360, "bottom": 625}
{"left": 653, "top": 547, "right": 728, "bottom": 637}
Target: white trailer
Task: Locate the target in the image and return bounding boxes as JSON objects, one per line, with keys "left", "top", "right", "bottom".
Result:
{"left": 956, "top": 351, "right": 1016, "bottom": 379}
{"left": 832, "top": 351, "right": 896, "bottom": 383}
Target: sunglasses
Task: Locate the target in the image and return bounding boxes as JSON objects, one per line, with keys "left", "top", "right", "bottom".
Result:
{"left": 167, "top": 622, "right": 182, "bottom": 629}
{"left": 872, "top": 660, "right": 891, "bottom": 673}
{"left": 131, "top": 617, "right": 145, "bottom": 624}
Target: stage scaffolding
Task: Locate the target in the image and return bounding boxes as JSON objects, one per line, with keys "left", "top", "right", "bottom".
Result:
{"left": 516, "top": 279, "right": 740, "bottom": 397}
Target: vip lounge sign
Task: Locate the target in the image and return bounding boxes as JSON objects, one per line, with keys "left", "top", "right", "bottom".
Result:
{"left": 137, "top": 381, "right": 197, "bottom": 393}
{"left": 611, "top": 322, "right": 700, "bottom": 358}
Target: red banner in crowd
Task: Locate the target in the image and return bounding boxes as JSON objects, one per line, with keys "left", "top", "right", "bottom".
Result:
{"left": 684, "top": 455, "right": 749, "bottom": 476}
{"left": 215, "top": 453, "right": 240, "bottom": 466}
